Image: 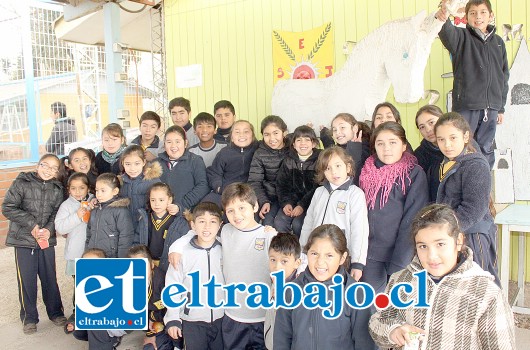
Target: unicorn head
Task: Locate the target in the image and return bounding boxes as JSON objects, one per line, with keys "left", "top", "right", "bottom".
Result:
{"left": 384, "top": 11, "right": 444, "bottom": 103}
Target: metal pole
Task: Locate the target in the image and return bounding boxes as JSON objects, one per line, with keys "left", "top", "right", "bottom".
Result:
{"left": 103, "top": 2, "right": 124, "bottom": 124}
{"left": 22, "top": 3, "right": 39, "bottom": 162}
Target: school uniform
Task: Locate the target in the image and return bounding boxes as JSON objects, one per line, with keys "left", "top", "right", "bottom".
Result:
{"left": 145, "top": 266, "right": 174, "bottom": 350}
{"left": 2, "top": 172, "right": 65, "bottom": 326}
{"left": 436, "top": 149, "right": 499, "bottom": 286}
{"left": 183, "top": 121, "right": 200, "bottom": 148}
{"left": 188, "top": 139, "right": 227, "bottom": 168}
{"left": 369, "top": 247, "right": 516, "bottom": 350}
{"left": 130, "top": 134, "right": 162, "bottom": 159}
{"left": 214, "top": 126, "right": 231, "bottom": 143}
{"left": 95, "top": 149, "right": 124, "bottom": 175}
{"left": 359, "top": 153, "right": 429, "bottom": 293}
{"left": 119, "top": 161, "right": 162, "bottom": 230}
{"left": 274, "top": 267, "right": 376, "bottom": 350}
{"left": 157, "top": 150, "right": 210, "bottom": 211}
{"left": 165, "top": 237, "right": 224, "bottom": 350}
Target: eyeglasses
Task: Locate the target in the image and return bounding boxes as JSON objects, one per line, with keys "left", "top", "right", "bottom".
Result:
{"left": 39, "top": 163, "right": 59, "bottom": 174}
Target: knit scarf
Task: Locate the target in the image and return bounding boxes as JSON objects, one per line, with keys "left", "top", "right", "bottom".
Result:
{"left": 360, "top": 152, "right": 417, "bottom": 210}
{"left": 102, "top": 145, "right": 126, "bottom": 165}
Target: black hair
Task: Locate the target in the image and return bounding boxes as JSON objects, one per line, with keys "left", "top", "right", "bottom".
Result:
{"left": 269, "top": 233, "right": 301, "bottom": 259}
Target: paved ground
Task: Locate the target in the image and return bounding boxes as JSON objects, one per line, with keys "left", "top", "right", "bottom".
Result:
{"left": 0, "top": 239, "right": 529, "bottom": 349}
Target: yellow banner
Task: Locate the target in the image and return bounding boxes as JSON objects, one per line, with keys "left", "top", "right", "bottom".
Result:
{"left": 272, "top": 22, "right": 334, "bottom": 83}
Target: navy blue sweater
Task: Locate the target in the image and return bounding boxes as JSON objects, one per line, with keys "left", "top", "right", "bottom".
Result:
{"left": 207, "top": 141, "right": 259, "bottom": 194}
{"left": 436, "top": 150, "right": 495, "bottom": 235}
{"left": 157, "top": 150, "right": 210, "bottom": 211}
{"left": 363, "top": 158, "right": 429, "bottom": 274}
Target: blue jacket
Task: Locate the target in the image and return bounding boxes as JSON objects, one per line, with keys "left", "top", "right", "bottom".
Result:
{"left": 135, "top": 208, "right": 190, "bottom": 272}
{"left": 157, "top": 150, "right": 210, "bottom": 211}
{"left": 274, "top": 267, "right": 376, "bottom": 350}
{"left": 436, "top": 150, "right": 495, "bottom": 235}
{"left": 439, "top": 20, "right": 509, "bottom": 113}
{"left": 119, "top": 161, "right": 162, "bottom": 229}
{"left": 207, "top": 141, "right": 259, "bottom": 194}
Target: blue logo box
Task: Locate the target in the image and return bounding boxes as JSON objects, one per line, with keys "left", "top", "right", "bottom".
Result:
{"left": 75, "top": 258, "right": 148, "bottom": 330}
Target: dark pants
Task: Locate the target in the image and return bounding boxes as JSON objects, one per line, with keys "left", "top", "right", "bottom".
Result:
{"left": 14, "top": 247, "right": 64, "bottom": 325}
{"left": 73, "top": 330, "right": 119, "bottom": 350}
{"left": 466, "top": 232, "right": 500, "bottom": 287}
{"left": 457, "top": 109, "right": 497, "bottom": 169}
{"left": 273, "top": 210, "right": 306, "bottom": 238}
{"left": 222, "top": 316, "right": 265, "bottom": 350}
{"left": 183, "top": 317, "right": 224, "bottom": 350}
{"left": 143, "top": 332, "right": 174, "bottom": 350}
{"left": 256, "top": 200, "right": 280, "bottom": 227}
{"left": 361, "top": 259, "right": 391, "bottom": 294}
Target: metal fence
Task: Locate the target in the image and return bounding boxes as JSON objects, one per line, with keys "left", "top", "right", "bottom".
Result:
{"left": 0, "top": 2, "right": 156, "bottom": 165}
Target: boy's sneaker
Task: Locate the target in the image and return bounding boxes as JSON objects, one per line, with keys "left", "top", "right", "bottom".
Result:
{"left": 51, "top": 316, "right": 67, "bottom": 326}
{"left": 23, "top": 323, "right": 37, "bottom": 335}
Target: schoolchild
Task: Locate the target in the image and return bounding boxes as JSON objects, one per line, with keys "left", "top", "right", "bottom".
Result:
{"left": 359, "top": 122, "right": 428, "bottom": 293}
{"left": 169, "top": 183, "right": 276, "bottom": 349}
{"left": 330, "top": 113, "right": 370, "bottom": 185}
{"left": 188, "top": 112, "right": 227, "bottom": 167}
{"left": 168, "top": 97, "right": 200, "bottom": 147}
{"left": 248, "top": 115, "right": 289, "bottom": 226}
{"left": 264, "top": 233, "right": 301, "bottom": 350}
{"left": 165, "top": 202, "right": 225, "bottom": 350}
{"left": 85, "top": 173, "right": 134, "bottom": 258}
{"left": 369, "top": 204, "right": 516, "bottom": 349}
{"left": 274, "top": 224, "right": 376, "bottom": 350}
{"left": 62, "top": 147, "right": 98, "bottom": 195}
{"left": 131, "top": 111, "right": 163, "bottom": 162}
{"left": 119, "top": 145, "right": 162, "bottom": 229}
{"left": 434, "top": 112, "right": 499, "bottom": 285}
{"left": 213, "top": 99, "right": 237, "bottom": 142}
{"left": 55, "top": 172, "right": 94, "bottom": 333}
{"left": 95, "top": 123, "right": 127, "bottom": 175}
{"left": 275, "top": 125, "right": 321, "bottom": 237}
{"left": 436, "top": 0, "right": 509, "bottom": 168}
{"left": 300, "top": 146, "right": 369, "bottom": 282}
{"left": 135, "top": 182, "right": 190, "bottom": 271}
{"left": 205, "top": 120, "right": 259, "bottom": 207}
{"left": 128, "top": 245, "right": 174, "bottom": 350}
{"left": 157, "top": 125, "right": 210, "bottom": 213}
{"left": 2, "top": 154, "right": 67, "bottom": 334}
{"left": 414, "top": 105, "right": 445, "bottom": 202}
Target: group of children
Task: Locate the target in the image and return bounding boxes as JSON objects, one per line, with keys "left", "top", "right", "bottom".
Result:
{"left": 1, "top": 0, "right": 516, "bottom": 348}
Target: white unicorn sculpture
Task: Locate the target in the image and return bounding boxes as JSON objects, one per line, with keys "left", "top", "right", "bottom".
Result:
{"left": 271, "top": 10, "right": 444, "bottom": 130}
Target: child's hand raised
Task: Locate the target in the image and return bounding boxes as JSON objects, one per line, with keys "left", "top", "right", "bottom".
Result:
{"left": 167, "top": 204, "right": 180, "bottom": 216}
{"left": 168, "top": 252, "right": 182, "bottom": 269}
{"left": 435, "top": 0, "right": 448, "bottom": 22}
{"left": 389, "top": 324, "right": 425, "bottom": 347}
{"left": 352, "top": 130, "right": 363, "bottom": 143}
{"left": 351, "top": 268, "right": 362, "bottom": 281}
{"left": 167, "top": 325, "right": 182, "bottom": 339}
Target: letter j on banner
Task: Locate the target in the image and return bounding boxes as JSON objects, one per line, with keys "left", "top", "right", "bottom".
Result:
{"left": 75, "top": 258, "right": 148, "bottom": 330}
{"left": 272, "top": 22, "right": 335, "bottom": 83}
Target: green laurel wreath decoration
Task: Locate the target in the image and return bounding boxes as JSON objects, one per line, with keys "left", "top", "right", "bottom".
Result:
{"left": 307, "top": 22, "right": 332, "bottom": 60}
{"left": 273, "top": 31, "right": 296, "bottom": 61}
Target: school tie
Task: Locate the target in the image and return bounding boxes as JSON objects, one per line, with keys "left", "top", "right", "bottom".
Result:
{"left": 439, "top": 160, "right": 456, "bottom": 181}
